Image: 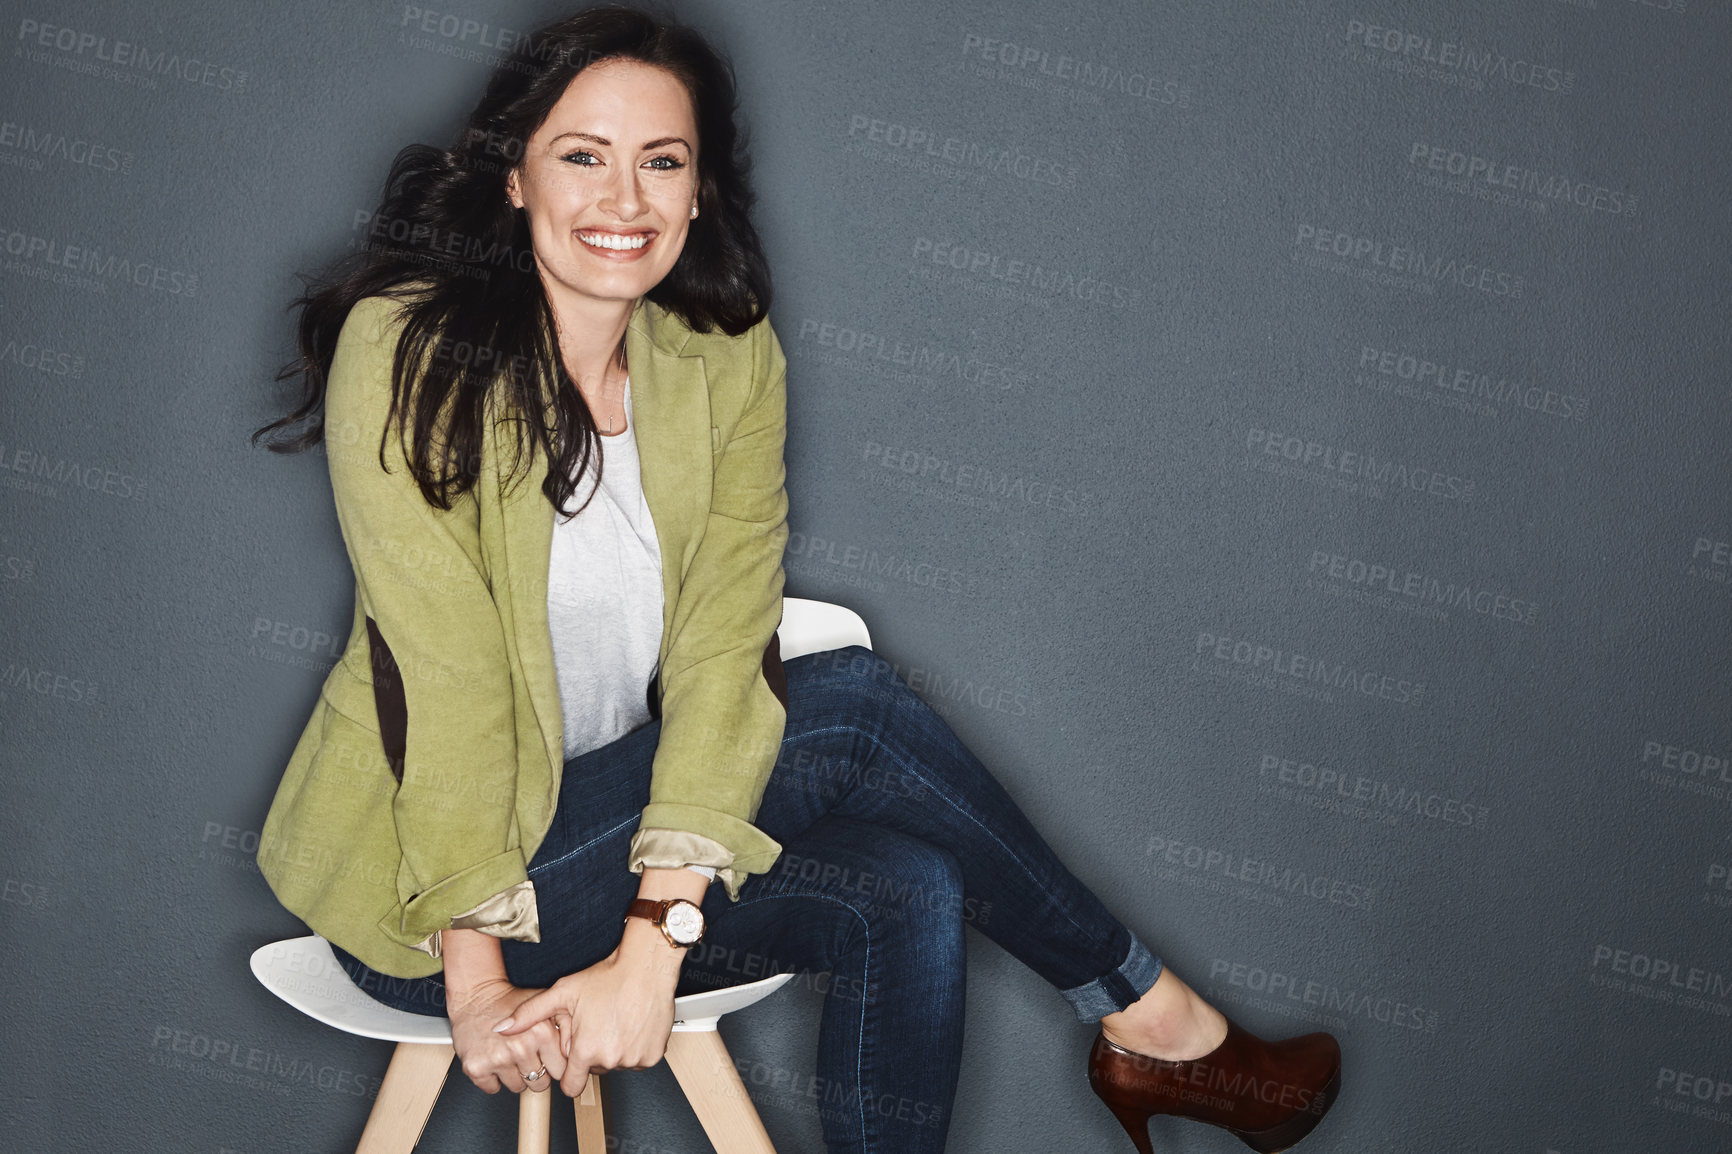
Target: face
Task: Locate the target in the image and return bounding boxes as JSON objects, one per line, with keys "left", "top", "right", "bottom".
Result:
{"left": 505, "top": 58, "right": 699, "bottom": 310}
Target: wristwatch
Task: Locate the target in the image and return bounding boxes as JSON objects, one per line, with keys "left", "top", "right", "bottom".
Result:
{"left": 624, "top": 897, "right": 706, "bottom": 948}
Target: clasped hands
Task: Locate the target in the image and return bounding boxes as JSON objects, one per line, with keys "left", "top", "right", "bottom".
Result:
{"left": 448, "top": 920, "right": 686, "bottom": 1098}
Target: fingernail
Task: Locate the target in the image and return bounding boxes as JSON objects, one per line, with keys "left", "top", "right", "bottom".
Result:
{"left": 493, "top": 1018, "right": 515, "bottom": 1033}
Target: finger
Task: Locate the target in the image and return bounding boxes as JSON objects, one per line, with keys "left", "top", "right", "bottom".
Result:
{"left": 525, "top": 1031, "right": 564, "bottom": 1094}
{"left": 508, "top": 1042, "right": 545, "bottom": 1096}
{"left": 560, "top": 1064, "right": 590, "bottom": 1100}
{"left": 556, "top": 1011, "right": 573, "bottom": 1058}
{"left": 536, "top": 1033, "right": 568, "bottom": 1086}
{"left": 460, "top": 1055, "right": 504, "bottom": 1095}
{"left": 495, "top": 987, "right": 569, "bottom": 1035}
{"left": 513, "top": 1042, "right": 552, "bottom": 1094}
{"left": 513, "top": 1026, "right": 566, "bottom": 1094}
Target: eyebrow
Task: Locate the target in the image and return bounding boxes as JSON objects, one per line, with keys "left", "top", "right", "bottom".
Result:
{"left": 549, "top": 131, "right": 691, "bottom": 150}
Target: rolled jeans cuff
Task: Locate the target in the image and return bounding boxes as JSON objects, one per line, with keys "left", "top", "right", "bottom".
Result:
{"left": 1059, "top": 933, "right": 1164, "bottom": 1022}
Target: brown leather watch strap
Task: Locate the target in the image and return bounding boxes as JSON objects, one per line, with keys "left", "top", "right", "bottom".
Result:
{"left": 624, "top": 898, "right": 667, "bottom": 924}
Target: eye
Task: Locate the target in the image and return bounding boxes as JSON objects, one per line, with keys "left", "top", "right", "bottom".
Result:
{"left": 561, "top": 150, "right": 600, "bottom": 166}
{"left": 646, "top": 155, "right": 687, "bottom": 171}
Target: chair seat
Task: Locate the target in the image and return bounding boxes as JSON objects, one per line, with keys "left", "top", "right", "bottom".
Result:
{"left": 668, "top": 973, "right": 794, "bottom": 1032}
{"left": 251, "top": 936, "right": 792, "bottom": 1042}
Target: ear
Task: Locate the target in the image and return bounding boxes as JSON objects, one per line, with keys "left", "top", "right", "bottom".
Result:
{"left": 505, "top": 166, "right": 524, "bottom": 210}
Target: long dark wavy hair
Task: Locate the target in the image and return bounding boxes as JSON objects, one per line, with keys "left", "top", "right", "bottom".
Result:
{"left": 251, "top": 3, "right": 772, "bottom": 517}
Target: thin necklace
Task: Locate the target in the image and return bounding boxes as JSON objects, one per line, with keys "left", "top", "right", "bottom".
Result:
{"left": 591, "top": 346, "right": 626, "bottom": 435}
{"left": 606, "top": 346, "right": 627, "bottom": 434}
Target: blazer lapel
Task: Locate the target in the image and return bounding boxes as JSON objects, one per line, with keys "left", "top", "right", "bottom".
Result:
{"left": 494, "top": 297, "right": 711, "bottom": 780}
{"left": 627, "top": 298, "right": 713, "bottom": 665}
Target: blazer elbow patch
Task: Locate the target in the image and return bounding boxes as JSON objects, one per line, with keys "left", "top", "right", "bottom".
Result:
{"left": 761, "top": 629, "right": 787, "bottom": 711}
{"left": 364, "top": 615, "right": 409, "bottom": 783}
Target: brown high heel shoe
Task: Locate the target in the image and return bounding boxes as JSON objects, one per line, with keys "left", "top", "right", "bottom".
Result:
{"left": 1087, "top": 1019, "right": 1341, "bottom": 1153}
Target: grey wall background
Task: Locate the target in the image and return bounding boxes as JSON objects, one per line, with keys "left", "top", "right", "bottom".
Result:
{"left": 2, "top": 0, "right": 1726, "bottom": 1151}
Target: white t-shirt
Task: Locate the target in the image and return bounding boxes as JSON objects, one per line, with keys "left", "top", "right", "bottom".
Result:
{"left": 546, "top": 378, "right": 665, "bottom": 762}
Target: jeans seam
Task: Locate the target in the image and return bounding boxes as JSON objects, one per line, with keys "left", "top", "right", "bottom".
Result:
{"left": 723, "top": 889, "right": 873, "bottom": 1152}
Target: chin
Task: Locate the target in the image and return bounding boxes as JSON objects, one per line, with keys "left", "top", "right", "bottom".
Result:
{"left": 553, "top": 261, "right": 661, "bottom": 300}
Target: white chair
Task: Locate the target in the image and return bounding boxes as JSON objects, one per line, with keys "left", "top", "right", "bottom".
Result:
{"left": 252, "top": 597, "right": 871, "bottom": 1154}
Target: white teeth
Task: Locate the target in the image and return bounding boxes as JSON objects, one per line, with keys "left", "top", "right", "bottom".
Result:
{"left": 579, "top": 231, "right": 650, "bottom": 251}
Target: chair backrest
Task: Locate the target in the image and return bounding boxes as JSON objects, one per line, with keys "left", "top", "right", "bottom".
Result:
{"left": 776, "top": 597, "right": 870, "bottom": 660}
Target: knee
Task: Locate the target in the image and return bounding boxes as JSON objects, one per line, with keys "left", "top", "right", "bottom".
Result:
{"left": 857, "top": 840, "right": 967, "bottom": 946}
{"left": 812, "top": 645, "right": 919, "bottom": 716}
{"left": 896, "top": 838, "right": 963, "bottom": 896}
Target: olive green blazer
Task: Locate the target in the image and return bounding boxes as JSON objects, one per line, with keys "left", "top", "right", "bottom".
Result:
{"left": 258, "top": 293, "right": 790, "bottom": 978}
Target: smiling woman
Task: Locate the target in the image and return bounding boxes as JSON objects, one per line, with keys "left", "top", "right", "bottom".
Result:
{"left": 250, "top": 2, "right": 780, "bottom": 1105}
{"left": 248, "top": 6, "right": 1340, "bottom": 1154}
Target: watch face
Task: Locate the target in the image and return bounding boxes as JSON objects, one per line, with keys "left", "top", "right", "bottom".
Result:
{"left": 663, "top": 899, "right": 704, "bottom": 945}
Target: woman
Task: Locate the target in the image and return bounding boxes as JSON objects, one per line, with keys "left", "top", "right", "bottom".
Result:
{"left": 253, "top": 7, "right": 1340, "bottom": 1152}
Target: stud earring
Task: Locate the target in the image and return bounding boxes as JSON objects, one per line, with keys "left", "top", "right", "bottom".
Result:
{"left": 690, "top": 205, "right": 698, "bottom": 218}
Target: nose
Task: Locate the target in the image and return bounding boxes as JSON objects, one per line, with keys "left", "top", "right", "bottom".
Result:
{"left": 600, "top": 159, "right": 646, "bottom": 221}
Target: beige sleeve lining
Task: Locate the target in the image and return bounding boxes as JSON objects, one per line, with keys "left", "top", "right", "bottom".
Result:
{"left": 407, "top": 879, "right": 541, "bottom": 960}
{"left": 628, "top": 827, "right": 746, "bottom": 901}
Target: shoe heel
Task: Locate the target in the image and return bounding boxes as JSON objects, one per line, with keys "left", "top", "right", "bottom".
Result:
{"left": 1104, "top": 1101, "right": 1157, "bottom": 1154}
{"left": 1230, "top": 1062, "right": 1342, "bottom": 1153}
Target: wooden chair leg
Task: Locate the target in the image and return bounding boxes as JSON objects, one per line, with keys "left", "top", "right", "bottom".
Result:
{"left": 517, "top": 1088, "right": 551, "bottom": 1154}
{"left": 664, "top": 1030, "right": 778, "bottom": 1154}
{"left": 574, "top": 1073, "right": 607, "bottom": 1153}
{"left": 356, "top": 1041, "right": 454, "bottom": 1154}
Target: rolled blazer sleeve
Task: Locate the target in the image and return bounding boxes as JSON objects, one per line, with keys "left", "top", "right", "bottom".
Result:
{"left": 324, "top": 295, "right": 537, "bottom": 949}
{"left": 628, "top": 316, "right": 790, "bottom": 901}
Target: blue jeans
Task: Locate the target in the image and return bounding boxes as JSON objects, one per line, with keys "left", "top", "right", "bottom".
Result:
{"left": 334, "top": 646, "right": 1162, "bottom": 1153}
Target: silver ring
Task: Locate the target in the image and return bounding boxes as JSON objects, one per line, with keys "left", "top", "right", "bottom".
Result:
{"left": 523, "top": 1066, "right": 547, "bottom": 1083}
